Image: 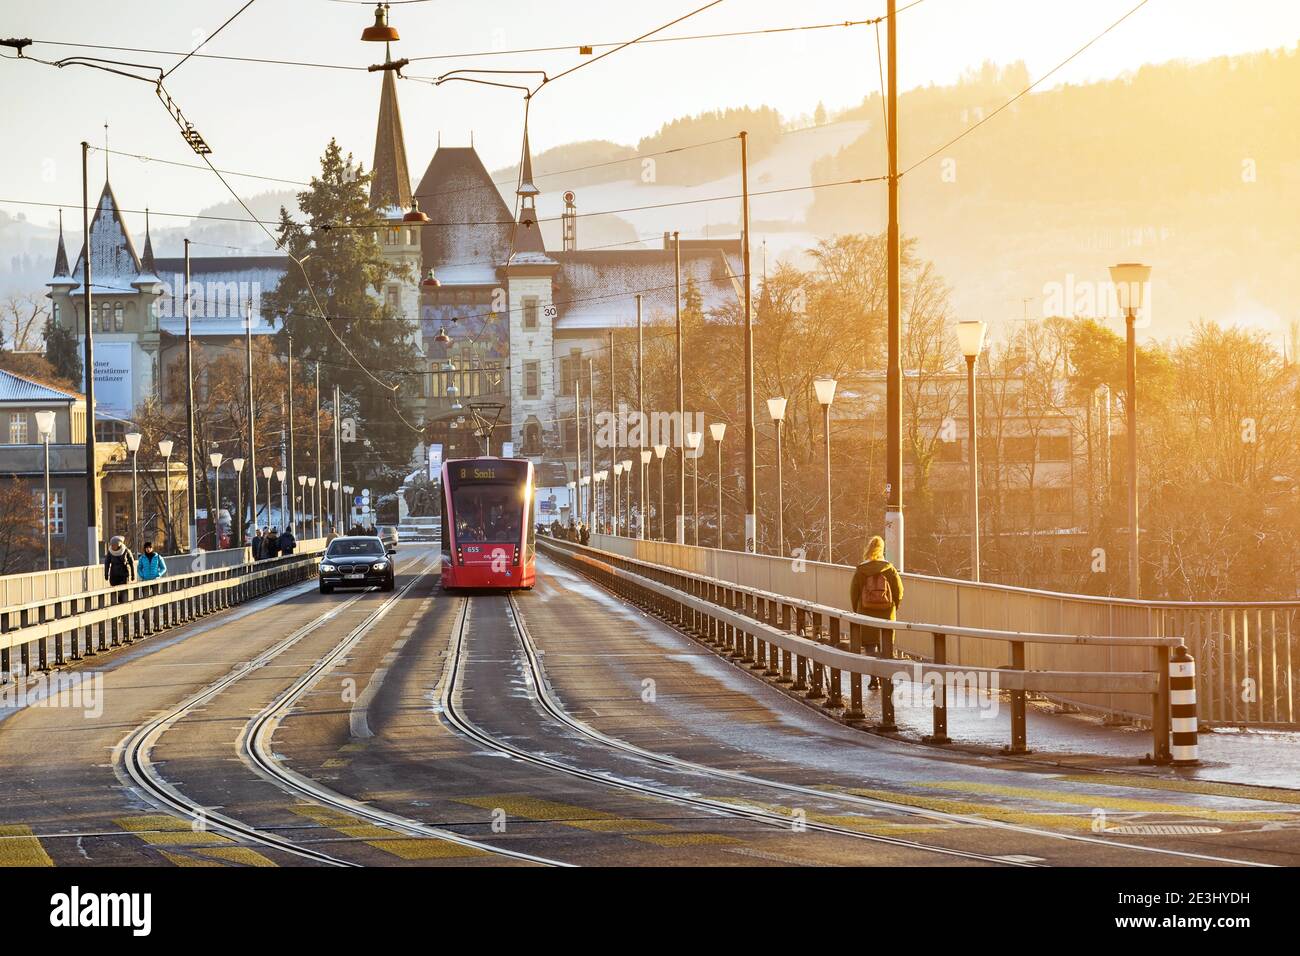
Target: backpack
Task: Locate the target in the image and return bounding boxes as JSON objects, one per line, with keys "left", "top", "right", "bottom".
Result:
{"left": 859, "top": 568, "right": 894, "bottom": 612}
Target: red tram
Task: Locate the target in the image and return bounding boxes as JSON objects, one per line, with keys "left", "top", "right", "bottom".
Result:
{"left": 439, "top": 457, "right": 536, "bottom": 590}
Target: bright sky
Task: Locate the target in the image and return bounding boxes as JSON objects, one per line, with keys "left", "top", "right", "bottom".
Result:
{"left": 3, "top": 0, "right": 1299, "bottom": 237}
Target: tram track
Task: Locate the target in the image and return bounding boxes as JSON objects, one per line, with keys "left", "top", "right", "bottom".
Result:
{"left": 440, "top": 594, "right": 1034, "bottom": 866}
{"left": 116, "top": 551, "right": 557, "bottom": 867}
{"left": 504, "top": 586, "right": 1275, "bottom": 868}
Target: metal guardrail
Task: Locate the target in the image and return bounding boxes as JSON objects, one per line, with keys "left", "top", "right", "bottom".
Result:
{"left": 541, "top": 537, "right": 1190, "bottom": 763}
{"left": 588, "top": 533, "right": 1295, "bottom": 727}
{"left": 0, "top": 545, "right": 326, "bottom": 681}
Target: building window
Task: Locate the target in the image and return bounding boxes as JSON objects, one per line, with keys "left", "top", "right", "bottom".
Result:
{"left": 523, "top": 360, "right": 540, "bottom": 399}
{"left": 36, "top": 488, "right": 65, "bottom": 536}
{"left": 522, "top": 419, "right": 542, "bottom": 455}
{"left": 562, "top": 418, "right": 578, "bottom": 453}
{"left": 95, "top": 421, "right": 125, "bottom": 444}
{"left": 101, "top": 302, "right": 111, "bottom": 331}
{"left": 52, "top": 302, "right": 61, "bottom": 325}
{"left": 522, "top": 296, "right": 539, "bottom": 331}
{"left": 114, "top": 303, "right": 124, "bottom": 331}
{"left": 8, "top": 413, "right": 28, "bottom": 444}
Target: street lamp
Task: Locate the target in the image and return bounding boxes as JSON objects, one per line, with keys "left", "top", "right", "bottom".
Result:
{"left": 297, "top": 474, "right": 307, "bottom": 539}
{"left": 209, "top": 451, "right": 223, "bottom": 549}
{"left": 653, "top": 444, "right": 668, "bottom": 541}
{"left": 613, "top": 463, "right": 623, "bottom": 534}
{"left": 686, "top": 430, "right": 702, "bottom": 546}
{"left": 323, "top": 479, "right": 333, "bottom": 532}
{"left": 813, "top": 378, "right": 838, "bottom": 562}
{"left": 276, "top": 468, "right": 286, "bottom": 533}
{"left": 125, "top": 431, "right": 142, "bottom": 548}
{"left": 639, "top": 449, "right": 652, "bottom": 539}
{"left": 709, "top": 422, "right": 726, "bottom": 549}
{"left": 955, "top": 320, "right": 987, "bottom": 582}
{"left": 620, "top": 458, "right": 632, "bottom": 536}
{"left": 767, "top": 397, "right": 787, "bottom": 556}
{"left": 566, "top": 480, "right": 576, "bottom": 528}
{"left": 596, "top": 470, "right": 608, "bottom": 532}
{"left": 262, "top": 465, "right": 273, "bottom": 532}
{"left": 158, "top": 439, "right": 174, "bottom": 553}
{"left": 308, "top": 476, "right": 318, "bottom": 538}
{"left": 231, "top": 458, "right": 245, "bottom": 547}
{"left": 36, "top": 410, "right": 56, "bottom": 569}
{"left": 1110, "top": 262, "right": 1151, "bottom": 598}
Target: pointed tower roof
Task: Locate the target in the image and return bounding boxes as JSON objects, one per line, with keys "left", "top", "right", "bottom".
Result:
{"left": 369, "top": 69, "right": 412, "bottom": 213}
{"left": 517, "top": 129, "right": 540, "bottom": 199}
{"left": 51, "top": 210, "right": 72, "bottom": 280}
{"left": 69, "top": 180, "right": 143, "bottom": 293}
{"left": 138, "top": 209, "right": 158, "bottom": 278}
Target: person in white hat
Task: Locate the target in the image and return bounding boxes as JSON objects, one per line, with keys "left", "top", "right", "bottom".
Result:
{"left": 103, "top": 535, "right": 136, "bottom": 588}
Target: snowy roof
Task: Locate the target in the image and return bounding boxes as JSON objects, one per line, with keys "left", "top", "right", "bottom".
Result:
{"left": 154, "top": 255, "right": 288, "bottom": 336}
{"left": 552, "top": 246, "right": 743, "bottom": 330}
{"left": 414, "top": 147, "right": 516, "bottom": 273}
{"left": 433, "top": 263, "right": 500, "bottom": 286}
{"left": 0, "top": 367, "right": 82, "bottom": 404}
{"left": 65, "top": 181, "right": 146, "bottom": 294}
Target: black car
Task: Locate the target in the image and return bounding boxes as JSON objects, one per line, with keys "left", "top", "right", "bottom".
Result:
{"left": 319, "top": 536, "right": 395, "bottom": 593}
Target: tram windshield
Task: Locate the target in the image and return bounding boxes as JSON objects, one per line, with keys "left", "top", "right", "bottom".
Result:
{"left": 452, "top": 485, "right": 524, "bottom": 543}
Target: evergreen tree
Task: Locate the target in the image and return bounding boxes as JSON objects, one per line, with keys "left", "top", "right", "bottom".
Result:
{"left": 44, "top": 320, "right": 82, "bottom": 389}
{"left": 262, "top": 139, "right": 421, "bottom": 479}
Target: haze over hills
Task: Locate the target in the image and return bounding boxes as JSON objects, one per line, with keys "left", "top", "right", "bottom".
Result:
{"left": 6, "top": 45, "right": 1297, "bottom": 348}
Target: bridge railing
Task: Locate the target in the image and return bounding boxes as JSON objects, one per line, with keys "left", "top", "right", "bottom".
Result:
{"left": 586, "top": 533, "right": 1295, "bottom": 728}
{"left": 542, "top": 536, "right": 1187, "bottom": 762}
{"left": 0, "top": 541, "right": 327, "bottom": 682}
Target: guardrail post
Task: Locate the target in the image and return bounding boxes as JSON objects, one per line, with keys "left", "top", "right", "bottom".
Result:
{"left": 826, "top": 617, "right": 843, "bottom": 710}
{"left": 877, "top": 624, "right": 897, "bottom": 732}
{"left": 778, "top": 603, "right": 792, "bottom": 683}
{"left": 793, "top": 607, "right": 808, "bottom": 691}
{"left": 1003, "top": 640, "right": 1029, "bottom": 754}
{"left": 845, "top": 621, "right": 865, "bottom": 721}
{"left": 806, "top": 612, "right": 826, "bottom": 700}
{"left": 923, "top": 632, "right": 951, "bottom": 744}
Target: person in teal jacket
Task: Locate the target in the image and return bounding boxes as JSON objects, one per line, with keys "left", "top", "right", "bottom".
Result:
{"left": 137, "top": 540, "right": 168, "bottom": 581}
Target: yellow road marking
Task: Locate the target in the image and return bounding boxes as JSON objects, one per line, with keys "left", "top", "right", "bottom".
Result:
{"left": 160, "top": 851, "right": 224, "bottom": 867}
{"left": 289, "top": 805, "right": 489, "bottom": 859}
{"left": 321, "top": 758, "right": 349, "bottom": 768}
{"left": 633, "top": 833, "right": 743, "bottom": 847}
{"left": 196, "top": 847, "right": 278, "bottom": 867}
{"left": 0, "top": 825, "right": 54, "bottom": 867}
{"left": 715, "top": 798, "right": 944, "bottom": 835}
{"left": 114, "top": 814, "right": 232, "bottom": 847}
{"left": 1058, "top": 774, "right": 1300, "bottom": 806}
{"left": 455, "top": 795, "right": 672, "bottom": 833}
{"left": 834, "top": 788, "right": 1097, "bottom": 832}
{"left": 918, "top": 781, "right": 1293, "bottom": 822}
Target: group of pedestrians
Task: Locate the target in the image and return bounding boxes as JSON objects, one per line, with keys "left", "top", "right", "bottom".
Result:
{"left": 251, "top": 527, "right": 296, "bottom": 560}
{"left": 102, "top": 536, "right": 167, "bottom": 589}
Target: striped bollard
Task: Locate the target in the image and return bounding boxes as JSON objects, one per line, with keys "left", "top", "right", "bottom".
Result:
{"left": 1170, "top": 645, "right": 1200, "bottom": 766}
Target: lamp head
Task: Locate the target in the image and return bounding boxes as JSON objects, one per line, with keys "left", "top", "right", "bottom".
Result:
{"left": 955, "top": 320, "right": 987, "bottom": 360}
{"left": 767, "top": 397, "right": 787, "bottom": 422}
{"left": 276, "top": 469, "right": 286, "bottom": 482}
{"left": 158, "top": 438, "right": 173, "bottom": 457}
{"left": 813, "top": 378, "right": 838, "bottom": 407}
{"left": 640, "top": 449, "right": 652, "bottom": 464}
{"left": 1109, "top": 262, "right": 1152, "bottom": 315}
{"left": 232, "top": 457, "right": 244, "bottom": 473}
{"left": 709, "top": 422, "right": 726, "bottom": 442}
{"left": 653, "top": 444, "right": 668, "bottom": 460}
{"left": 35, "top": 410, "right": 56, "bottom": 439}
{"left": 298, "top": 475, "right": 307, "bottom": 486}
{"left": 124, "top": 431, "right": 142, "bottom": 453}
{"left": 262, "top": 465, "right": 273, "bottom": 478}
{"left": 621, "top": 458, "right": 631, "bottom": 470}
{"left": 209, "top": 451, "right": 222, "bottom": 468}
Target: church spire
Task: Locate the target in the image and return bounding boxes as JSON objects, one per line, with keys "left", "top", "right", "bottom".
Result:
{"left": 512, "top": 129, "right": 546, "bottom": 255}
{"left": 369, "top": 68, "right": 412, "bottom": 213}
{"left": 139, "top": 207, "right": 157, "bottom": 276}
{"left": 52, "top": 209, "right": 71, "bottom": 278}
{"left": 517, "top": 128, "right": 540, "bottom": 202}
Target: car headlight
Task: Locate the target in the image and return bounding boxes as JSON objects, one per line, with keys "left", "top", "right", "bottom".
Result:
{"left": 372, "top": 562, "right": 388, "bottom": 571}
{"left": 320, "top": 563, "right": 335, "bottom": 572}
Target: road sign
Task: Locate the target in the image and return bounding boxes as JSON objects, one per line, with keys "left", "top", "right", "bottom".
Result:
{"left": 501, "top": 442, "right": 514, "bottom": 458}
{"left": 428, "top": 443, "right": 443, "bottom": 479}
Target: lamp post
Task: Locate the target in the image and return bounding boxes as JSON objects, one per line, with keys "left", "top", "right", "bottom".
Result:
{"left": 955, "top": 320, "right": 987, "bottom": 582}
{"left": 125, "top": 431, "right": 142, "bottom": 547}
{"left": 36, "top": 410, "right": 55, "bottom": 570}
{"left": 596, "top": 470, "right": 608, "bottom": 532}
{"left": 653, "top": 444, "right": 668, "bottom": 541}
{"left": 621, "top": 458, "right": 632, "bottom": 536}
{"left": 686, "top": 431, "right": 702, "bottom": 546}
{"left": 709, "top": 422, "right": 726, "bottom": 549}
{"left": 308, "top": 476, "right": 318, "bottom": 539}
{"left": 262, "top": 465, "right": 273, "bottom": 532}
{"left": 231, "top": 458, "right": 245, "bottom": 547}
{"left": 639, "top": 449, "right": 652, "bottom": 539}
{"left": 276, "top": 468, "right": 286, "bottom": 533}
{"left": 297, "top": 474, "right": 307, "bottom": 539}
{"left": 612, "top": 463, "right": 623, "bottom": 534}
{"left": 767, "top": 397, "right": 787, "bottom": 556}
{"left": 1110, "top": 262, "right": 1151, "bottom": 598}
{"left": 209, "top": 451, "right": 223, "bottom": 549}
{"left": 158, "top": 439, "right": 174, "bottom": 553}
{"left": 813, "top": 379, "right": 838, "bottom": 562}
{"left": 566, "top": 480, "right": 576, "bottom": 528}
{"left": 323, "top": 479, "right": 331, "bottom": 532}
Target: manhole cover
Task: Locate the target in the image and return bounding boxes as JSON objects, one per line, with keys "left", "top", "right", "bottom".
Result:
{"left": 1105, "top": 824, "right": 1222, "bottom": 835}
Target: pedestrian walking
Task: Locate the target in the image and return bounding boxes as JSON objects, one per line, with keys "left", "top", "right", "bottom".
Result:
{"left": 264, "top": 528, "right": 281, "bottom": 560}
{"left": 136, "top": 540, "right": 167, "bottom": 581}
{"left": 103, "top": 536, "right": 135, "bottom": 586}
{"left": 850, "top": 535, "right": 903, "bottom": 686}
{"left": 279, "top": 526, "right": 297, "bottom": 555}
{"left": 251, "top": 527, "right": 265, "bottom": 560}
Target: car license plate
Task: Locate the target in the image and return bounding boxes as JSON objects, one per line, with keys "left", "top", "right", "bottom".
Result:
{"left": 345, "top": 573, "right": 365, "bottom": 580}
